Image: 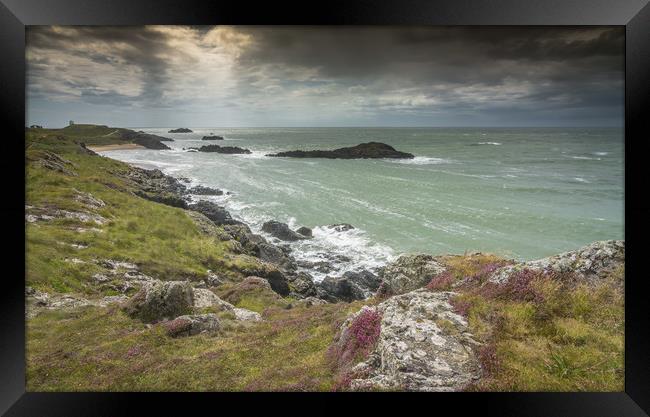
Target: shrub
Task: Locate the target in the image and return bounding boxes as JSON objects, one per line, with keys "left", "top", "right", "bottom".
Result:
{"left": 427, "top": 271, "right": 454, "bottom": 291}
{"left": 328, "top": 308, "right": 382, "bottom": 389}
{"left": 450, "top": 296, "right": 472, "bottom": 317}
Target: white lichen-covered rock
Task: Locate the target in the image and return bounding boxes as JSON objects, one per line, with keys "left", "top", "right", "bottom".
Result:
{"left": 488, "top": 240, "right": 624, "bottom": 285}
{"left": 193, "top": 288, "right": 262, "bottom": 321}
{"left": 163, "top": 313, "right": 220, "bottom": 337}
{"left": 74, "top": 190, "right": 106, "bottom": 209}
{"left": 25, "top": 287, "right": 127, "bottom": 318}
{"left": 123, "top": 280, "right": 194, "bottom": 323}
{"left": 25, "top": 205, "right": 107, "bottom": 225}
{"left": 379, "top": 254, "right": 446, "bottom": 294}
{"left": 233, "top": 308, "right": 262, "bottom": 321}
{"left": 343, "top": 289, "right": 481, "bottom": 391}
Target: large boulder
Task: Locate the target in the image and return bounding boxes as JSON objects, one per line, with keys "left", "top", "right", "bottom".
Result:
{"left": 488, "top": 240, "right": 625, "bottom": 285}
{"left": 192, "top": 288, "right": 262, "bottom": 321}
{"left": 189, "top": 200, "right": 241, "bottom": 225}
{"left": 286, "top": 272, "right": 318, "bottom": 298}
{"left": 316, "top": 270, "right": 381, "bottom": 302}
{"left": 317, "top": 276, "right": 366, "bottom": 303}
{"left": 337, "top": 289, "right": 481, "bottom": 391}
{"left": 343, "top": 270, "right": 382, "bottom": 292}
{"left": 296, "top": 226, "right": 313, "bottom": 238}
{"left": 193, "top": 288, "right": 235, "bottom": 310}
{"left": 261, "top": 220, "right": 306, "bottom": 241}
{"left": 261, "top": 269, "right": 291, "bottom": 296}
{"left": 123, "top": 280, "right": 194, "bottom": 323}
{"left": 267, "top": 142, "right": 414, "bottom": 159}
{"left": 163, "top": 314, "right": 220, "bottom": 337}
{"left": 257, "top": 242, "right": 291, "bottom": 266}
{"left": 380, "top": 254, "right": 446, "bottom": 295}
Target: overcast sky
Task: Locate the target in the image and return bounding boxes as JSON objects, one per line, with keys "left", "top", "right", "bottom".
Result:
{"left": 26, "top": 26, "right": 624, "bottom": 128}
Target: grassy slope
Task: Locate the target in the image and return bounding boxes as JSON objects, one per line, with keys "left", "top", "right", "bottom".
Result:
{"left": 431, "top": 254, "right": 624, "bottom": 391}
{"left": 26, "top": 127, "right": 366, "bottom": 391}
{"left": 25, "top": 127, "right": 623, "bottom": 391}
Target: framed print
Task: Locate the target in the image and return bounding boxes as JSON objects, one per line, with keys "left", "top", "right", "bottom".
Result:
{"left": 1, "top": 0, "right": 649, "bottom": 415}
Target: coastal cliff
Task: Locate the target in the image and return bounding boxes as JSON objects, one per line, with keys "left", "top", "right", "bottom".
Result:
{"left": 25, "top": 126, "right": 624, "bottom": 392}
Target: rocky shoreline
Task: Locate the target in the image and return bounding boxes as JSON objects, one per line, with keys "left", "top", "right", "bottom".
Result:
{"left": 25, "top": 139, "right": 625, "bottom": 392}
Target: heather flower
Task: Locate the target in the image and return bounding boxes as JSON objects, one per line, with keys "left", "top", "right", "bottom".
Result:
{"left": 427, "top": 271, "right": 454, "bottom": 291}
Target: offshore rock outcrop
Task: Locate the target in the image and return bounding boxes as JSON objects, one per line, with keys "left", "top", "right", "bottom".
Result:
{"left": 261, "top": 220, "right": 308, "bottom": 242}
{"left": 338, "top": 289, "right": 481, "bottom": 391}
{"left": 168, "top": 128, "right": 192, "bottom": 133}
{"left": 202, "top": 135, "right": 224, "bottom": 140}
{"left": 190, "top": 145, "right": 251, "bottom": 154}
{"left": 267, "top": 142, "right": 414, "bottom": 159}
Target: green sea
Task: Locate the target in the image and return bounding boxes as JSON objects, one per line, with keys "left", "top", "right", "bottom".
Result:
{"left": 102, "top": 127, "right": 624, "bottom": 280}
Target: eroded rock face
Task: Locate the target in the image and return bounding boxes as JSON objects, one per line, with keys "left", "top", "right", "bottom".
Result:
{"left": 342, "top": 289, "right": 481, "bottom": 391}
{"left": 188, "top": 185, "right": 223, "bottom": 196}
{"left": 488, "top": 240, "right": 625, "bottom": 285}
{"left": 380, "top": 254, "right": 446, "bottom": 295}
{"left": 123, "top": 280, "right": 194, "bottom": 323}
{"left": 30, "top": 151, "right": 78, "bottom": 176}
{"left": 261, "top": 221, "right": 306, "bottom": 242}
{"left": 189, "top": 200, "right": 241, "bottom": 226}
{"left": 163, "top": 314, "right": 219, "bottom": 337}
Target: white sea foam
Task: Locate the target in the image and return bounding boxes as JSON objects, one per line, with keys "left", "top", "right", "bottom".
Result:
{"left": 569, "top": 155, "right": 602, "bottom": 161}
{"left": 388, "top": 156, "right": 453, "bottom": 165}
{"left": 475, "top": 141, "right": 502, "bottom": 145}
{"left": 573, "top": 177, "right": 591, "bottom": 183}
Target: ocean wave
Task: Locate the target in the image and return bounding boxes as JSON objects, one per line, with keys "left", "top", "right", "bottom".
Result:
{"left": 476, "top": 141, "right": 502, "bottom": 146}
{"left": 573, "top": 177, "right": 591, "bottom": 183}
{"left": 388, "top": 156, "right": 453, "bottom": 165}
{"left": 568, "top": 155, "right": 602, "bottom": 161}
{"left": 286, "top": 220, "right": 396, "bottom": 282}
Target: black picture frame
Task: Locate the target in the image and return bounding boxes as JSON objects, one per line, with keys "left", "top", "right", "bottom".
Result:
{"left": 1, "top": 0, "right": 648, "bottom": 415}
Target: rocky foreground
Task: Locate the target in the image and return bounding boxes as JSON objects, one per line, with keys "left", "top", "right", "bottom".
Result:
{"left": 267, "top": 142, "right": 415, "bottom": 159}
{"left": 24, "top": 128, "right": 624, "bottom": 392}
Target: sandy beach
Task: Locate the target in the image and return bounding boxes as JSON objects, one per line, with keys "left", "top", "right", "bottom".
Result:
{"left": 87, "top": 143, "right": 145, "bottom": 152}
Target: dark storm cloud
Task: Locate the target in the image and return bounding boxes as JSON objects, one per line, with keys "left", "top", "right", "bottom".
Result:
{"left": 26, "top": 26, "right": 624, "bottom": 127}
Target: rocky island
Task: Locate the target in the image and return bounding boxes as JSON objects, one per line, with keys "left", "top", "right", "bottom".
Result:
{"left": 24, "top": 124, "right": 624, "bottom": 392}
{"left": 267, "top": 142, "right": 414, "bottom": 159}
{"left": 189, "top": 144, "right": 252, "bottom": 154}
{"left": 202, "top": 135, "right": 224, "bottom": 140}
{"left": 169, "top": 128, "right": 193, "bottom": 133}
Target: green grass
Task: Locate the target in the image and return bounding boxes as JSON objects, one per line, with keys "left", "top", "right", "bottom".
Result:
{"left": 26, "top": 302, "right": 363, "bottom": 391}
{"left": 26, "top": 130, "right": 263, "bottom": 295}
